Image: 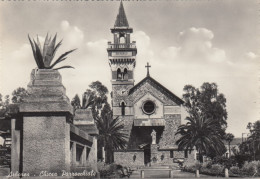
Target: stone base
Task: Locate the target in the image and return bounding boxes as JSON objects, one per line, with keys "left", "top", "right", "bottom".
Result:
{"left": 22, "top": 116, "right": 70, "bottom": 176}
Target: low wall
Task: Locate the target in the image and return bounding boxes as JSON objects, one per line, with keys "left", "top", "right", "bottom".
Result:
{"left": 114, "top": 151, "right": 144, "bottom": 167}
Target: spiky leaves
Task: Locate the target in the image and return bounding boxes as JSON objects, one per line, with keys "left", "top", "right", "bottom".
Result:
{"left": 28, "top": 33, "right": 76, "bottom": 70}
{"left": 176, "top": 113, "right": 226, "bottom": 161}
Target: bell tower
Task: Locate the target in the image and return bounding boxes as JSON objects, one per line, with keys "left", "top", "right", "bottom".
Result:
{"left": 107, "top": 1, "right": 137, "bottom": 117}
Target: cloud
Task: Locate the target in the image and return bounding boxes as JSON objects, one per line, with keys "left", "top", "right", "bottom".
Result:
{"left": 246, "top": 52, "right": 258, "bottom": 59}
{"left": 60, "top": 20, "right": 84, "bottom": 49}
{"left": 0, "top": 43, "right": 34, "bottom": 95}
{"left": 160, "top": 27, "right": 227, "bottom": 64}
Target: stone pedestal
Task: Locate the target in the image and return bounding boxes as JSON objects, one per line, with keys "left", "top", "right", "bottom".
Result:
{"left": 17, "top": 69, "right": 73, "bottom": 176}
{"left": 150, "top": 144, "right": 158, "bottom": 166}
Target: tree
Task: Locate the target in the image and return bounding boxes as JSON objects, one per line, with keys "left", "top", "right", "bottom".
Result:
{"left": 183, "top": 83, "right": 227, "bottom": 129}
{"left": 0, "top": 88, "right": 28, "bottom": 132}
{"left": 95, "top": 103, "right": 127, "bottom": 163}
{"left": 176, "top": 113, "right": 226, "bottom": 162}
{"left": 83, "top": 81, "right": 109, "bottom": 119}
{"left": 71, "top": 94, "right": 81, "bottom": 110}
{"left": 224, "top": 133, "right": 234, "bottom": 158}
{"left": 11, "top": 87, "right": 28, "bottom": 103}
{"left": 246, "top": 121, "right": 260, "bottom": 160}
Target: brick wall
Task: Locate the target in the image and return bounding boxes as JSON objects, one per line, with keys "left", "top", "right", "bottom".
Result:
{"left": 159, "top": 114, "right": 181, "bottom": 149}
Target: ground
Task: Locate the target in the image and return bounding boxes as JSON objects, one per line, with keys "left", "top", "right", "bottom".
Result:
{"left": 130, "top": 170, "right": 214, "bottom": 178}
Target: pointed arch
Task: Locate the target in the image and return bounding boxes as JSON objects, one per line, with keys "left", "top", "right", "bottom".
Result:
{"left": 121, "top": 101, "right": 126, "bottom": 116}
{"left": 117, "top": 68, "right": 122, "bottom": 80}
{"left": 123, "top": 68, "right": 128, "bottom": 80}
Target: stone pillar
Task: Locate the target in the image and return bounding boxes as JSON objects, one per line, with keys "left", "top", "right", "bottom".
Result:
{"left": 11, "top": 118, "right": 20, "bottom": 173}
{"left": 82, "top": 146, "right": 87, "bottom": 166}
{"left": 72, "top": 142, "right": 77, "bottom": 167}
{"left": 19, "top": 69, "right": 73, "bottom": 176}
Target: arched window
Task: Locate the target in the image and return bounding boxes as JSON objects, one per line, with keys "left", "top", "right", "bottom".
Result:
{"left": 123, "top": 68, "right": 128, "bottom": 80}
{"left": 117, "top": 68, "right": 122, "bottom": 80}
{"left": 119, "top": 36, "right": 126, "bottom": 44}
{"left": 121, "top": 102, "right": 125, "bottom": 116}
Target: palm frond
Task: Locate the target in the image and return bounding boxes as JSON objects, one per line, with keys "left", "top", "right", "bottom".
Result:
{"left": 42, "top": 33, "right": 50, "bottom": 61}
{"left": 45, "top": 33, "right": 57, "bottom": 66}
{"left": 53, "top": 66, "right": 74, "bottom": 70}
{"left": 36, "top": 35, "right": 42, "bottom": 55}
{"left": 28, "top": 35, "right": 38, "bottom": 67}
{"left": 50, "top": 49, "right": 76, "bottom": 68}
{"left": 33, "top": 39, "right": 45, "bottom": 68}
{"left": 51, "top": 39, "right": 62, "bottom": 63}
{"left": 49, "top": 57, "right": 67, "bottom": 69}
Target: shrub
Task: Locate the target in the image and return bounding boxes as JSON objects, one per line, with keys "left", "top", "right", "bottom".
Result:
{"left": 241, "top": 161, "right": 259, "bottom": 176}
{"left": 205, "top": 161, "right": 213, "bottom": 169}
{"left": 229, "top": 166, "right": 240, "bottom": 175}
{"left": 194, "top": 161, "right": 202, "bottom": 170}
{"left": 210, "top": 164, "right": 224, "bottom": 176}
{"left": 200, "top": 166, "right": 211, "bottom": 174}
{"left": 257, "top": 162, "right": 260, "bottom": 175}
{"left": 97, "top": 162, "right": 123, "bottom": 178}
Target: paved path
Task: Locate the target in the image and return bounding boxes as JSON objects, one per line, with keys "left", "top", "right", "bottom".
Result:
{"left": 130, "top": 169, "right": 213, "bottom": 178}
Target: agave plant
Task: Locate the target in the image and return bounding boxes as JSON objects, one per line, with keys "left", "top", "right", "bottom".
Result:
{"left": 28, "top": 33, "right": 76, "bottom": 70}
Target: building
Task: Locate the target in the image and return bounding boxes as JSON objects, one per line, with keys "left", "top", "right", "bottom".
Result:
{"left": 107, "top": 2, "right": 195, "bottom": 167}
{"left": 223, "top": 138, "right": 242, "bottom": 158}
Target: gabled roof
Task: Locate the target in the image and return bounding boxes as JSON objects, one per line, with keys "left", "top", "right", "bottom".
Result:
{"left": 114, "top": 1, "right": 129, "bottom": 27}
{"left": 129, "top": 75, "right": 184, "bottom": 105}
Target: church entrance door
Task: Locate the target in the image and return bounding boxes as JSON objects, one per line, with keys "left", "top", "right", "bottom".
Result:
{"left": 144, "top": 148, "right": 151, "bottom": 166}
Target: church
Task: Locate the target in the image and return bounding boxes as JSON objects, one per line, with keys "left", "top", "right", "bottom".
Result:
{"left": 107, "top": 2, "right": 195, "bottom": 167}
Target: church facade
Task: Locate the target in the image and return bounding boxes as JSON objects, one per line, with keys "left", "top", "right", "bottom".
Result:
{"left": 107, "top": 2, "right": 195, "bottom": 167}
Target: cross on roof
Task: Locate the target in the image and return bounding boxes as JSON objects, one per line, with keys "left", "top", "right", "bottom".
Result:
{"left": 145, "top": 62, "right": 151, "bottom": 76}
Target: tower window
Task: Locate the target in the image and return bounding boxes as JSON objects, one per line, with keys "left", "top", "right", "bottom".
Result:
{"left": 119, "top": 36, "right": 126, "bottom": 44}
{"left": 123, "top": 68, "right": 128, "bottom": 80}
{"left": 117, "top": 68, "right": 122, "bottom": 80}
{"left": 170, "top": 151, "right": 174, "bottom": 158}
{"left": 121, "top": 102, "right": 125, "bottom": 116}
{"left": 184, "top": 150, "right": 188, "bottom": 158}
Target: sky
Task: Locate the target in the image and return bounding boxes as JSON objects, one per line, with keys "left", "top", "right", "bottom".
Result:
{"left": 0, "top": 0, "right": 259, "bottom": 137}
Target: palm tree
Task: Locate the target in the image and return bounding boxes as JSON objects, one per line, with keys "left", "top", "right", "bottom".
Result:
{"left": 224, "top": 133, "right": 234, "bottom": 158}
{"left": 95, "top": 106, "right": 127, "bottom": 163}
{"left": 176, "top": 113, "right": 226, "bottom": 162}
{"left": 28, "top": 33, "right": 76, "bottom": 70}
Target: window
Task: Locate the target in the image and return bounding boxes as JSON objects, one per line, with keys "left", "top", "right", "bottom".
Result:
{"left": 123, "top": 68, "right": 128, "bottom": 80}
{"left": 170, "top": 151, "right": 174, "bottom": 158}
{"left": 117, "top": 68, "right": 122, "bottom": 80}
{"left": 76, "top": 144, "right": 83, "bottom": 162}
{"left": 119, "top": 36, "right": 126, "bottom": 44}
{"left": 121, "top": 102, "right": 125, "bottom": 116}
{"left": 142, "top": 100, "right": 155, "bottom": 115}
{"left": 184, "top": 150, "right": 188, "bottom": 158}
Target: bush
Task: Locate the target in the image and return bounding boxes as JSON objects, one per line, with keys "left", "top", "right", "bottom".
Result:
{"left": 210, "top": 164, "right": 224, "bottom": 176}
{"left": 241, "top": 161, "right": 259, "bottom": 176}
{"left": 97, "top": 162, "right": 123, "bottom": 178}
{"left": 229, "top": 166, "right": 240, "bottom": 175}
{"left": 194, "top": 161, "right": 202, "bottom": 170}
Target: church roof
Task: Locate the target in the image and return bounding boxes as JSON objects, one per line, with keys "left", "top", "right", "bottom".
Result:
{"left": 114, "top": 1, "right": 129, "bottom": 27}
{"left": 129, "top": 76, "right": 184, "bottom": 105}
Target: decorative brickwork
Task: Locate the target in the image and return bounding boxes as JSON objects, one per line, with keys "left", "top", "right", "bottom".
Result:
{"left": 112, "top": 85, "right": 133, "bottom": 106}
{"left": 158, "top": 114, "right": 181, "bottom": 149}
{"left": 130, "top": 82, "right": 177, "bottom": 106}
